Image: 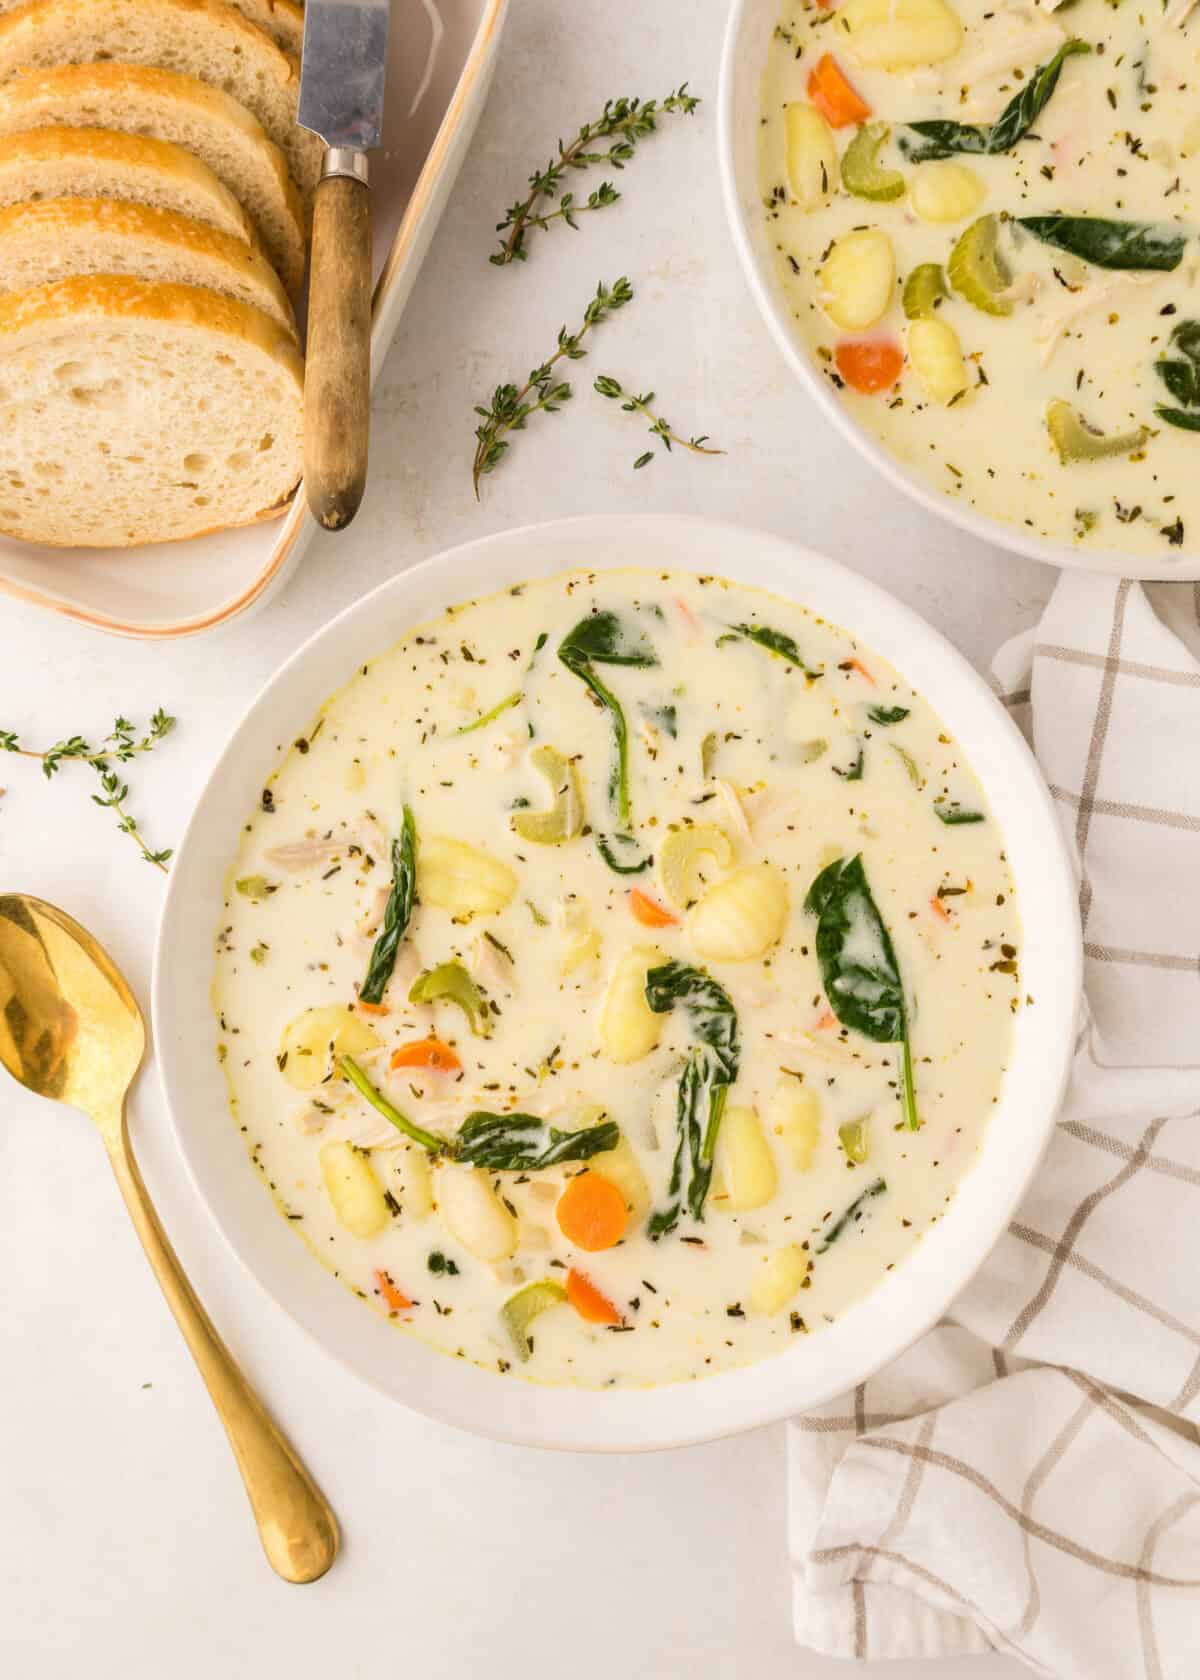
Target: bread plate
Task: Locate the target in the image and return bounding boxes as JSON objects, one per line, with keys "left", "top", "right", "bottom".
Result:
{"left": 153, "top": 513, "right": 1080, "bottom": 1451}
{"left": 719, "top": 0, "right": 1200, "bottom": 582}
{"left": 0, "top": 0, "right": 508, "bottom": 637}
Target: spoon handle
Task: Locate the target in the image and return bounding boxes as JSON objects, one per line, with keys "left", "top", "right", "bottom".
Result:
{"left": 104, "top": 1108, "right": 339, "bottom": 1583}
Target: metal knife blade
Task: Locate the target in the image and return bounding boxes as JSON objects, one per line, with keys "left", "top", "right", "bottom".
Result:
{"left": 298, "top": 0, "right": 391, "bottom": 153}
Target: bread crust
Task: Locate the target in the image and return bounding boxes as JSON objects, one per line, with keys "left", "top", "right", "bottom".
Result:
{"left": 0, "top": 195, "right": 296, "bottom": 330}
{"left": 0, "top": 63, "right": 308, "bottom": 286}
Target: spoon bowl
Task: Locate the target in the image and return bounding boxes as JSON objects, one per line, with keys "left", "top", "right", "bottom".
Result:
{"left": 0, "top": 893, "right": 339, "bottom": 1583}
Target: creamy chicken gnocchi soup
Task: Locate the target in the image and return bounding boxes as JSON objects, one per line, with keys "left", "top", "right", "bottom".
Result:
{"left": 213, "top": 569, "right": 1019, "bottom": 1388}
{"left": 760, "top": 0, "right": 1200, "bottom": 558}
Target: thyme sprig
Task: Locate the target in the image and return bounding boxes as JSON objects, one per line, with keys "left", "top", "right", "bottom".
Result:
{"left": 472, "top": 277, "right": 634, "bottom": 495}
{"left": 491, "top": 86, "right": 700, "bottom": 266}
{"left": 0, "top": 708, "right": 177, "bottom": 869}
{"left": 593, "top": 375, "right": 724, "bottom": 468}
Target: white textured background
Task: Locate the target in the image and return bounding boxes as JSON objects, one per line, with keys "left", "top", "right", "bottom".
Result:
{"left": 0, "top": 1, "right": 1050, "bottom": 1673}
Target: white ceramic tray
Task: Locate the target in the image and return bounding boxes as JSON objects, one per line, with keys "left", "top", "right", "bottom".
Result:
{"left": 0, "top": 0, "right": 508, "bottom": 638}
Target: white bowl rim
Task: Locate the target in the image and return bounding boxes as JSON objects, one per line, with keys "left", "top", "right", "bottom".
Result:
{"left": 153, "top": 512, "right": 1081, "bottom": 1452}
{"left": 716, "top": 0, "right": 1200, "bottom": 583}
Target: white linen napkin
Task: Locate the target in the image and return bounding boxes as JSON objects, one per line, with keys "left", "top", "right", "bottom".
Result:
{"left": 788, "top": 575, "right": 1200, "bottom": 1675}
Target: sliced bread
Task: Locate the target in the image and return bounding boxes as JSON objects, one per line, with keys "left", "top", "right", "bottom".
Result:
{"left": 0, "top": 0, "right": 305, "bottom": 52}
{"left": 0, "top": 125, "right": 260, "bottom": 248}
{"left": 0, "top": 0, "right": 322, "bottom": 198}
{"left": 0, "top": 196, "right": 295, "bottom": 330}
{"left": 0, "top": 65, "right": 306, "bottom": 288}
{"left": 0, "top": 274, "right": 303, "bottom": 546}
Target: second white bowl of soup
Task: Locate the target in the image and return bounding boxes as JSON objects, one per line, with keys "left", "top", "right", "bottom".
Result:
{"left": 721, "top": 0, "right": 1200, "bottom": 580}
{"left": 155, "top": 515, "right": 1080, "bottom": 1450}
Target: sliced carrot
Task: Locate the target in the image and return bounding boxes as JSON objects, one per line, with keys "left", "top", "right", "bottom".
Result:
{"left": 566, "top": 1267, "right": 623, "bottom": 1325}
{"left": 844, "top": 657, "right": 875, "bottom": 684}
{"left": 373, "top": 1269, "right": 413, "bottom": 1312}
{"left": 556, "top": 1171, "right": 628, "bottom": 1252}
{"left": 355, "top": 998, "right": 390, "bottom": 1015}
{"left": 807, "top": 53, "right": 870, "bottom": 128}
{"left": 391, "top": 1036, "right": 462, "bottom": 1072}
{"left": 835, "top": 340, "right": 904, "bottom": 395}
{"left": 930, "top": 895, "right": 953, "bottom": 923}
{"left": 629, "top": 887, "right": 678, "bottom": 928}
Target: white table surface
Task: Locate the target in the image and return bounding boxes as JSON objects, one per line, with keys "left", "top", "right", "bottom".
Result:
{"left": 1, "top": 2, "right": 1054, "bottom": 1673}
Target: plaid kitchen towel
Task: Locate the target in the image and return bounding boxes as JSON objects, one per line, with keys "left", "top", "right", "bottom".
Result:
{"left": 789, "top": 576, "right": 1200, "bottom": 1676}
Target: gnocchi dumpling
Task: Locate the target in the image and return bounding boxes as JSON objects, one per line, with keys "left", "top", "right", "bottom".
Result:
{"left": 785, "top": 102, "right": 839, "bottom": 209}
{"left": 910, "top": 161, "right": 985, "bottom": 225}
{"left": 279, "top": 1005, "right": 380, "bottom": 1092}
{"left": 418, "top": 835, "right": 517, "bottom": 918}
{"left": 687, "top": 865, "right": 788, "bottom": 962}
{"left": 598, "top": 945, "right": 666, "bottom": 1064}
{"left": 769, "top": 1083, "right": 822, "bottom": 1171}
{"left": 818, "top": 230, "right": 896, "bottom": 332}
{"left": 749, "top": 1244, "right": 811, "bottom": 1316}
{"left": 436, "top": 1165, "right": 518, "bottom": 1263}
{"left": 907, "top": 317, "right": 968, "bottom": 405}
{"left": 712, "top": 1106, "right": 779, "bottom": 1211}
{"left": 320, "top": 1140, "right": 390, "bottom": 1238}
{"left": 839, "top": 0, "right": 963, "bottom": 69}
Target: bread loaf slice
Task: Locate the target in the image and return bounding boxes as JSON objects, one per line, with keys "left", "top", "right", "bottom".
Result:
{"left": 0, "top": 0, "right": 305, "bottom": 51}
{"left": 0, "top": 0, "right": 322, "bottom": 197}
{"left": 0, "top": 274, "right": 303, "bottom": 545}
{"left": 0, "top": 65, "right": 306, "bottom": 288}
{"left": 0, "top": 196, "right": 295, "bottom": 329}
{"left": 0, "top": 125, "right": 259, "bottom": 248}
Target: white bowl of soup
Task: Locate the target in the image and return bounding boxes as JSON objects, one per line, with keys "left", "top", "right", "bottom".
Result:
{"left": 720, "top": 0, "right": 1200, "bottom": 580}
{"left": 154, "top": 514, "right": 1079, "bottom": 1451}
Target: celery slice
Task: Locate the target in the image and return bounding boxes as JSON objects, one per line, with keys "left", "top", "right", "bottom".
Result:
{"left": 841, "top": 122, "right": 905, "bottom": 203}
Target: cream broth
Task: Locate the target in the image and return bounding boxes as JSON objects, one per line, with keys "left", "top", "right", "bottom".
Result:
{"left": 759, "top": 0, "right": 1200, "bottom": 559}
{"left": 213, "top": 568, "right": 1018, "bottom": 1388}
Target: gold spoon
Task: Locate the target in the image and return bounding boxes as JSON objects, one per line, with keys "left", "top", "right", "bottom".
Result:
{"left": 0, "top": 893, "right": 339, "bottom": 1583}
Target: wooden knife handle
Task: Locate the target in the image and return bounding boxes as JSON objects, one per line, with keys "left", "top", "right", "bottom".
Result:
{"left": 304, "top": 162, "right": 372, "bottom": 532}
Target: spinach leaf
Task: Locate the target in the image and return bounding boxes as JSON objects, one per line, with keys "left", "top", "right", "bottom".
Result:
{"left": 902, "top": 40, "right": 1090, "bottom": 162}
{"left": 643, "top": 961, "right": 740, "bottom": 1237}
{"left": 1157, "top": 408, "right": 1200, "bottom": 432}
{"left": 1154, "top": 320, "right": 1200, "bottom": 428}
{"left": 596, "top": 832, "right": 653, "bottom": 874}
{"left": 804, "top": 855, "right": 919, "bottom": 1130}
{"left": 934, "top": 803, "right": 985, "bottom": 825}
{"left": 359, "top": 804, "right": 416, "bottom": 1005}
{"left": 815, "top": 1178, "right": 888, "bottom": 1253}
{"left": 341, "top": 1055, "right": 619, "bottom": 1166}
{"left": 559, "top": 611, "right": 658, "bottom": 832}
{"left": 724, "top": 621, "right": 820, "bottom": 678}
{"left": 833, "top": 744, "right": 864, "bottom": 781}
{"left": 866, "top": 705, "right": 910, "bottom": 726}
{"left": 1016, "top": 216, "right": 1186, "bottom": 271}
{"left": 454, "top": 1110, "right": 619, "bottom": 1169}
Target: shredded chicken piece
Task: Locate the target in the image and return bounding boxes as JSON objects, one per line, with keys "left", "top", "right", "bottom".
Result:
{"left": 469, "top": 931, "right": 513, "bottom": 992}
{"left": 911, "top": 4, "right": 1066, "bottom": 117}
{"left": 490, "top": 731, "right": 525, "bottom": 771}
{"left": 1037, "top": 275, "right": 1161, "bottom": 365}
{"left": 713, "top": 778, "right": 753, "bottom": 843}
{"left": 732, "top": 974, "right": 780, "bottom": 1010}
{"left": 295, "top": 1103, "right": 331, "bottom": 1136}
{"left": 262, "top": 837, "right": 347, "bottom": 871}
{"left": 357, "top": 884, "right": 390, "bottom": 937}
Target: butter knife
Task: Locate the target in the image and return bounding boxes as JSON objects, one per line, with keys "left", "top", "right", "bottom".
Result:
{"left": 298, "top": 0, "right": 391, "bottom": 531}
